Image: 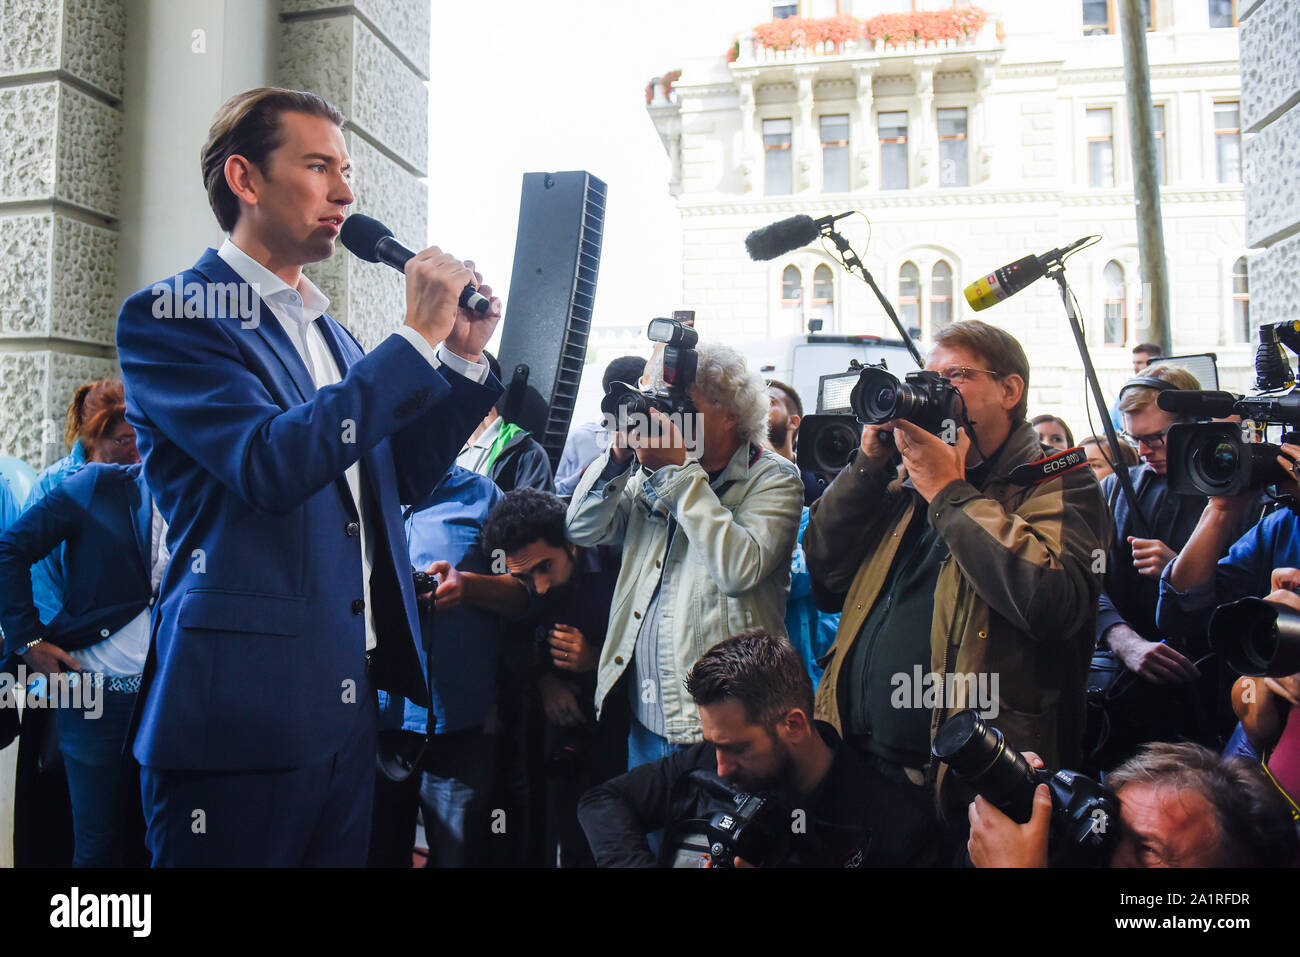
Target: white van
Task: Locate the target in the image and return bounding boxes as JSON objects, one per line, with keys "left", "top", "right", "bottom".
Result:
{"left": 736, "top": 333, "right": 923, "bottom": 413}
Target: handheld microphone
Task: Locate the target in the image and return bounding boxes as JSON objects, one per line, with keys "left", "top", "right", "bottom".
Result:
{"left": 964, "top": 237, "right": 1093, "bottom": 312}
{"left": 745, "top": 211, "right": 854, "bottom": 262}
{"left": 1156, "top": 390, "right": 1240, "bottom": 418}
{"left": 339, "top": 213, "right": 489, "bottom": 313}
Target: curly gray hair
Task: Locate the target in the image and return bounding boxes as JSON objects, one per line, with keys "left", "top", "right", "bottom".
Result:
{"left": 653, "top": 340, "right": 769, "bottom": 448}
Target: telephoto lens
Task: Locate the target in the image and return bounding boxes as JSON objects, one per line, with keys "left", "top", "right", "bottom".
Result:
{"left": 1209, "top": 597, "right": 1300, "bottom": 677}
{"left": 931, "top": 709, "right": 1039, "bottom": 824}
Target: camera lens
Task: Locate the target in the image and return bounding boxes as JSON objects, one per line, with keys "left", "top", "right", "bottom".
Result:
{"left": 852, "top": 367, "right": 903, "bottom": 424}
{"left": 1205, "top": 441, "right": 1239, "bottom": 482}
{"left": 932, "top": 709, "right": 1040, "bottom": 824}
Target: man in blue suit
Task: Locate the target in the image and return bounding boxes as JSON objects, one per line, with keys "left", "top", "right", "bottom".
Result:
{"left": 115, "top": 87, "right": 503, "bottom": 866}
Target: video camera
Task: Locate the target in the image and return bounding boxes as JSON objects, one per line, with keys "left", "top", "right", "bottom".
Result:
{"left": 932, "top": 709, "right": 1119, "bottom": 867}
{"left": 797, "top": 360, "right": 965, "bottom": 476}
{"left": 601, "top": 312, "right": 699, "bottom": 424}
{"left": 1163, "top": 321, "right": 1300, "bottom": 498}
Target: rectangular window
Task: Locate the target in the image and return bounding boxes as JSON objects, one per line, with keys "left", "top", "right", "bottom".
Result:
{"left": 938, "top": 108, "right": 968, "bottom": 187}
{"left": 764, "top": 118, "right": 793, "bottom": 196}
{"left": 1215, "top": 101, "right": 1241, "bottom": 184}
{"left": 1083, "top": 1, "right": 1153, "bottom": 35}
{"left": 878, "top": 111, "right": 908, "bottom": 191}
{"left": 1082, "top": 0, "right": 1110, "bottom": 35}
{"left": 1152, "top": 104, "right": 1166, "bottom": 186}
{"left": 820, "top": 114, "right": 849, "bottom": 192}
{"left": 772, "top": 2, "right": 798, "bottom": 19}
{"left": 1087, "top": 107, "right": 1114, "bottom": 188}
{"left": 1208, "top": 0, "right": 1237, "bottom": 28}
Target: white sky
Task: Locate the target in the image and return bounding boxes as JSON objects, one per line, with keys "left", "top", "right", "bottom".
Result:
{"left": 426, "top": 0, "right": 748, "bottom": 343}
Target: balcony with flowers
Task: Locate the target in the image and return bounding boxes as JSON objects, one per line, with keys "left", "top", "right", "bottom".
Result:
{"left": 729, "top": 6, "right": 1002, "bottom": 75}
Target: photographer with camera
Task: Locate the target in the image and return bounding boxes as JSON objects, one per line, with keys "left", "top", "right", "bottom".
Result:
{"left": 578, "top": 628, "right": 942, "bottom": 867}
{"left": 805, "top": 320, "right": 1109, "bottom": 853}
{"left": 567, "top": 328, "right": 804, "bottom": 766}
{"left": 1088, "top": 365, "right": 1262, "bottom": 768}
{"left": 967, "top": 739, "right": 1297, "bottom": 868}
{"left": 1157, "top": 446, "right": 1299, "bottom": 644}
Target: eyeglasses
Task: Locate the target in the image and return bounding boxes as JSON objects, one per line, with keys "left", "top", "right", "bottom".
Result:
{"left": 939, "top": 366, "right": 1001, "bottom": 384}
{"left": 1120, "top": 427, "right": 1169, "bottom": 450}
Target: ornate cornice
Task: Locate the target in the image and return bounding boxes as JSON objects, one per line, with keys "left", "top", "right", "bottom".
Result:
{"left": 674, "top": 185, "right": 1243, "bottom": 216}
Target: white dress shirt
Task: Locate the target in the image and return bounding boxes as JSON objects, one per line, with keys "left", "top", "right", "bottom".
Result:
{"left": 70, "top": 502, "right": 169, "bottom": 677}
{"left": 217, "top": 238, "right": 488, "bottom": 651}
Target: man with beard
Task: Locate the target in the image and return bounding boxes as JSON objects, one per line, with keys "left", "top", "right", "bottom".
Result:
{"left": 766, "top": 379, "right": 824, "bottom": 506}
{"left": 436, "top": 488, "right": 627, "bottom": 865}
{"left": 577, "top": 629, "right": 942, "bottom": 867}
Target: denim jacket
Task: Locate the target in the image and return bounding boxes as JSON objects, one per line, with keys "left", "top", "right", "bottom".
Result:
{"left": 566, "top": 442, "right": 803, "bottom": 744}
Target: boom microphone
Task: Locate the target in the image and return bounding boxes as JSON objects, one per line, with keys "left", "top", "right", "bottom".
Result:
{"left": 964, "top": 237, "right": 1093, "bottom": 312}
{"left": 745, "top": 211, "right": 854, "bottom": 262}
{"left": 1157, "top": 390, "right": 1240, "bottom": 418}
{"left": 339, "top": 213, "right": 489, "bottom": 313}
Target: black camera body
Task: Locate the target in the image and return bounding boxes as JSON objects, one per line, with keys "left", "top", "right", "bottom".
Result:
{"left": 851, "top": 366, "right": 964, "bottom": 437}
{"left": 601, "top": 316, "right": 699, "bottom": 423}
{"left": 411, "top": 569, "right": 437, "bottom": 609}
{"left": 705, "top": 789, "right": 790, "bottom": 868}
{"left": 932, "top": 709, "right": 1119, "bottom": 867}
{"left": 796, "top": 360, "right": 963, "bottom": 476}
{"left": 1165, "top": 420, "right": 1294, "bottom": 497}
{"left": 1164, "top": 322, "right": 1300, "bottom": 498}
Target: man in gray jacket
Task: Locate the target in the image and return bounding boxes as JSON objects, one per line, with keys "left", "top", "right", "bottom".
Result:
{"left": 566, "top": 342, "right": 804, "bottom": 767}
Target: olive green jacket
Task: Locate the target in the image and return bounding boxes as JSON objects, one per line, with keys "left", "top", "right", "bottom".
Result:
{"left": 804, "top": 422, "right": 1110, "bottom": 818}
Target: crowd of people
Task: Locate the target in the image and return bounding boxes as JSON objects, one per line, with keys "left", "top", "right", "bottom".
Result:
{"left": 0, "top": 86, "right": 1296, "bottom": 869}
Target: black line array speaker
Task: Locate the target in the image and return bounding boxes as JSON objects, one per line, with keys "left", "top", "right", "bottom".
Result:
{"left": 497, "top": 170, "right": 607, "bottom": 472}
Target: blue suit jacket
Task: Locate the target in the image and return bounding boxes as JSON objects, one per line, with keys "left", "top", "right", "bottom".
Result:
{"left": 0, "top": 463, "right": 153, "bottom": 657}
{"left": 116, "top": 249, "right": 500, "bottom": 771}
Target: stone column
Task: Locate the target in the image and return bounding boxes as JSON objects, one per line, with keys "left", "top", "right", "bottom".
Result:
{"left": 735, "top": 70, "right": 757, "bottom": 194}
{"left": 279, "top": 0, "right": 431, "bottom": 349}
{"left": 852, "top": 63, "right": 876, "bottom": 191}
{"left": 1240, "top": 0, "right": 1300, "bottom": 335}
{"left": 0, "top": 0, "right": 126, "bottom": 470}
{"left": 913, "top": 57, "right": 939, "bottom": 188}
{"left": 794, "top": 65, "right": 818, "bottom": 193}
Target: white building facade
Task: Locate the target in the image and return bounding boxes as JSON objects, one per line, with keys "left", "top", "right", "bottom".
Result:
{"left": 646, "top": 0, "right": 1251, "bottom": 431}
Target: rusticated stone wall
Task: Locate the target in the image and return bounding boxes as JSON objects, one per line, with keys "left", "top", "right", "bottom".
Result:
{"left": 279, "top": 0, "right": 431, "bottom": 349}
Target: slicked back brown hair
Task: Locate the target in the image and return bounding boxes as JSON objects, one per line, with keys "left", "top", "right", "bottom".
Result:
{"left": 685, "top": 628, "right": 813, "bottom": 732}
{"left": 201, "top": 87, "right": 345, "bottom": 232}
{"left": 933, "top": 319, "right": 1031, "bottom": 423}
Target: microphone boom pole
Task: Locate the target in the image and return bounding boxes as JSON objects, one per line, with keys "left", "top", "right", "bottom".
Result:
{"left": 822, "top": 226, "right": 925, "bottom": 368}
{"left": 1042, "top": 250, "right": 1152, "bottom": 538}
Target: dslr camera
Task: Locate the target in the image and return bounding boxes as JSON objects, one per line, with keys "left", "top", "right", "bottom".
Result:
{"left": 1164, "top": 321, "right": 1300, "bottom": 498}
{"left": 797, "top": 360, "right": 965, "bottom": 476}
{"left": 601, "top": 313, "right": 699, "bottom": 423}
{"left": 932, "top": 709, "right": 1119, "bottom": 867}
{"left": 665, "top": 770, "right": 791, "bottom": 868}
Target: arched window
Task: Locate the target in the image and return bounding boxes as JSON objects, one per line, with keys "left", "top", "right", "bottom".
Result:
{"left": 1233, "top": 256, "right": 1250, "bottom": 342}
{"left": 931, "top": 261, "right": 953, "bottom": 335}
{"left": 899, "top": 262, "right": 920, "bottom": 337}
{"left": 811, "top": 264, "right": 834, "bottom": 331}
{"left": 1103, "top": 260, "right": 1126, "bottom": 345}
{"left": 782, "top": 265, "right": 803, "bottom": 329}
